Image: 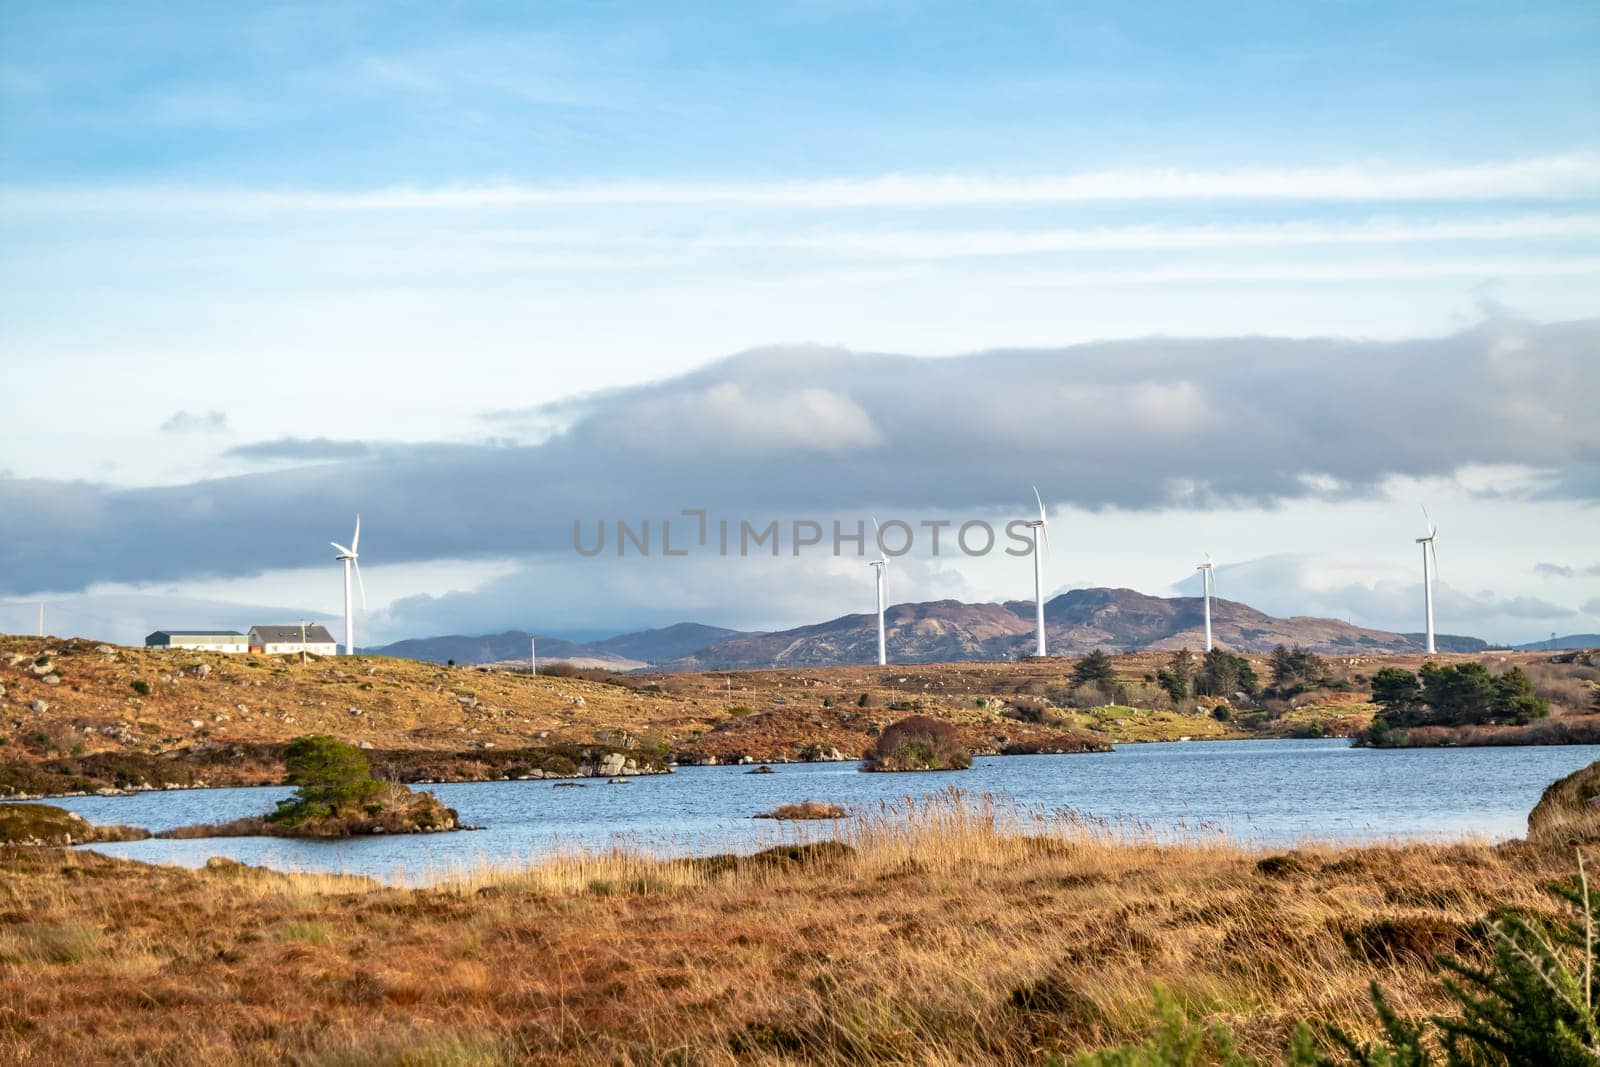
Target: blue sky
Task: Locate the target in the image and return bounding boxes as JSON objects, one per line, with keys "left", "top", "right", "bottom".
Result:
{"left": 1, "top": 1, "right": 1598, "bottom": 647}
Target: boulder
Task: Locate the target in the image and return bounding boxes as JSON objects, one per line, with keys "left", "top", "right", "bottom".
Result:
{"left": 29, "top": 699, "right": 48, "bottom": 713}
{"left": 596, "top": 752, "right": 628, "bottom": 777}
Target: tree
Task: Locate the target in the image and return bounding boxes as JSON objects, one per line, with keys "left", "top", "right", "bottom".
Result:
{"left": 1420, "top": 661, "right": 1497, "bottom": 725}
{"left": 1269, "top": 645, "right": 1327, "bottom": 695}
{"left": 1491, "top": 666, "right": 1549, "bottom": 724}
{"left": 1071, "top": 649, "right": 1117, "bottom": 691}
{"left": 1196, "top": 649, "right": 1258, "bottom": 699}
{"left": 270, "top": 735, "right": 384, "bottom": 826}
{"left": 1156, "top": 648, "right": 1195, "bottom": 704}
{"left": 1369, "top": 667, "right": 1423, "bottom": 726}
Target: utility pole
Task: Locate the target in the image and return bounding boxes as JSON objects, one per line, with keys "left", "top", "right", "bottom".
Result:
{"left": 300, "top": 620, "right": 308, "bottom": 665}
{"left": 37, "top": 601, "right": 44, "bottom": 637}
{"left": 530, "top": 637, "right": 536, "bottom": 675}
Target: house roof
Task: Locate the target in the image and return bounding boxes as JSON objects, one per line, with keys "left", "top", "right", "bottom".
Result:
{"left": 249, "top": 624, "right": 337, "bottom": 644}
{"left": 147, "top": 630, "right": 247, "bottom": 639}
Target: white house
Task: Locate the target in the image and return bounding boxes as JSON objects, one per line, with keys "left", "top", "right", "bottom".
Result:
{"left": 248, "top": 624, "right": 339, "bottom": 657}
{"left": 145, "top": 630, "right": 250, "bottom": 653}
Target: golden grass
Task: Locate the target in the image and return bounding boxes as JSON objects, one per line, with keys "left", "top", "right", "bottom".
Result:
{"left": 0, "top": 791, "right": 1578, "bottom": 1065}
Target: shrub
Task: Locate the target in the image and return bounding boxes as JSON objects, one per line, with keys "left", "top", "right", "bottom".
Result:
{"left": 862, "top": 715, "right": 971, "bottom": 772}
{"left": 269, "top": 735, "right": 384, "bottom": 826}
{"left": 129, "top": 679, "right": 150, "bottom": 695}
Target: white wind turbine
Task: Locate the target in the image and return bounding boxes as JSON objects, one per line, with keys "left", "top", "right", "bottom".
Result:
{"left": 330, "top": 515, "right": 367, "bottom": 656}
{"left": 1196, "top": 553, "right": 1215, "bottom": 652}
{"left": 1024, "top": 487, "right": 1049, "bottom": 657}
{"left": 870, "top": 518, "right": 888, "bottom": 666}
{"left": 1417, "top": 507, "right": 1438, "bottom": 655}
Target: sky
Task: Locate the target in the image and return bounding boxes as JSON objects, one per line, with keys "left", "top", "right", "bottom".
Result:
{"left": 1, "top": 1, "right": 1597, "bottom": 648}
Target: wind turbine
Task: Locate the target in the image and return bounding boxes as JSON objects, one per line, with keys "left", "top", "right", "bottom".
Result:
{"left": 1196, "top": 553, "right": 1215, "bottom": 652}
{"left": 1025, "top": 487, "right": 1049, "bottom": 657}
{"left": 1417, "top": 507, "right": 1438, "bottom": 655}
{"left": 870, "top": 518, "right": 888, "bottom": 666}
{"left": 330, "top": 515, "right": 366, "bottom": 656}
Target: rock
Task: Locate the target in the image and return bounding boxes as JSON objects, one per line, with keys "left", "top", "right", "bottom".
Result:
{"left": 358, "top": 740, "right": 374, "bottom": 750}
{"left": 193, "top": 664, "right": 211, "bottom": 679}
{"left": 28, "top": 661, "right": 54, "bottom": 676}
{"left": 736, "top": 755, "right": 754, "bottom": 765}
{"left": 29, "top": 699, "right": 48, "bottom": 713}
{"left": 608, "top": 777, "right": 631, "bottom": 784}
{"left": 746, "top": 765, "right": 776, "bottom": 775}
{"left": 187, "top": 719, "right": 205, "bottom": 729}
{"left": 348, "top": 706, "right": 362, "bottom": 716}
{"left": 97, "top": 645, "right": 115, "bottom": 655}
{"left": 569, "top": 696, "right": 586, "bottom": 707}
{"left": 41, "top": 674, "right": 60, "bottom": 686}
{"left": 552, "top": 782, "right": 585, "bottom": 788}
{"left": 596, "top": 752, "right": 628, "bottom": 777}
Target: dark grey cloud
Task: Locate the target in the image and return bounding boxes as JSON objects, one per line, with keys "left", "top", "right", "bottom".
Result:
{"left": 225, "top": 437, "right": 373, "bottom": 462}
{"left": 160, "top": 409, "right": 228, "bottom": 433}
{"left": 1534, "top": 562, "right": 1576, "bottom": 578}
{"left": 3, "top": 315, "right": 1597, "bottom": 598}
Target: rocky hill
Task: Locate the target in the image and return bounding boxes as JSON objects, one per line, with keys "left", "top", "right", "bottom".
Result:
{"left": 373, "top": 588, "right": 1463, "bottom": 671}
{"left": 661, "top": 588, "right": 1444, "bottom": 670}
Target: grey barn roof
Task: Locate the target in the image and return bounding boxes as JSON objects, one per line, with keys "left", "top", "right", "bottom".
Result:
{"left": 148, "top": 630, "right": 246, "bottom": 639}
{"left": 250, "top": 624, "right": 337, "bottom": 644}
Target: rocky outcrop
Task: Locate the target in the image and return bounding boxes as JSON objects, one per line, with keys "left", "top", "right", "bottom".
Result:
{"left": 0, "top": 803, "right": 149, "bottom": 846}
{"left": 1529, "top": 760, "right": 1600, "bottom": 845}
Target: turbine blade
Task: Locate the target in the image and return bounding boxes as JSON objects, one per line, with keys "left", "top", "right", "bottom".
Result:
{"left": 353, "top": 559, "right": 368, "bottom": 612}
{"left": 351, "top": 515, "right": 361, "bottom": 554}
{"left": 330, "top": 542, "right": 351, "bottom": 555}
{"left": 1429, "top": 540, "right": 1439, "bottom": 583}
{"left": 1032, "top": 485, "right": 1046, "bottom": 524}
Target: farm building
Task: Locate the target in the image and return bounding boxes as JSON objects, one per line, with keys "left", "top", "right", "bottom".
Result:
{"left": 144, "top": 630, "right": 250, "bottom": 653}
{"left": 248, "top": 624, "right": 339, "bottom": 656}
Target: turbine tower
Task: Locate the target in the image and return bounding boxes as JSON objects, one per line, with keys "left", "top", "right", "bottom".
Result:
{"left": 1417, "top": 507, "right": 1438, "bottom": 655}
{"left": 330, "top": 515, "right": 366, "bottom": 656}
{"left": 1196, "top": 553, "right": 1214, "bottom": 652}
{"left": 870, "top": 518, "right": 889, "bottom": 666}
{"left": 1025, "top": 487, "right": 1049, "bottom": 657}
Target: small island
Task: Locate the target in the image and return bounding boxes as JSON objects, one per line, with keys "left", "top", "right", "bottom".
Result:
{"left": 166, "top": 735, "right": 462, "bottom": 838}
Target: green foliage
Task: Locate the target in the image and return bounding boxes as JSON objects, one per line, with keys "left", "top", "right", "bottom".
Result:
{"left": 1156, "top": 649, "right": 1195, "bottom": 704}
{"left": 1370, "top": 663, "right": 1550, "bottom": 731}
{"left": 1073, "top": 649, "right": 1117, "bottom": 691}
{"left": 1195, "top": 649, "right": 1259, "bottom": 699}
{"left": 129, "top": 679, "right": 150, "bottom": 695}
{"left": 269, "top": 735, "right": 384, "bottom": 826}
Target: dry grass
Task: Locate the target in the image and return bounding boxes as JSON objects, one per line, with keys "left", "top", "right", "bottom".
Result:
{"left": 0, "top": 790, "right": 1578, "bottom": 1065}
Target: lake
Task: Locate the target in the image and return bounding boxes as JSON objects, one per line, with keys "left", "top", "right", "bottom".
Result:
{"left": 47, "top": 739, "right": 1600, "bottom": 882}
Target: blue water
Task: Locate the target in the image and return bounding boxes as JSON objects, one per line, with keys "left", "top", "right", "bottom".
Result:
{"left": 44, "top": 739, "right": 1600, "bottom": 881}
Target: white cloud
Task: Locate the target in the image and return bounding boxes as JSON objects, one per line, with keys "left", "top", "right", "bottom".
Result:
{"left": 8, "top": 154, "right": 1600, "bottom": 214}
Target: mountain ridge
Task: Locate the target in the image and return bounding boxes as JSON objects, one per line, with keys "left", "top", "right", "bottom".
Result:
{"left": 369, "top": 588, "right": 1503, "bottom": 669}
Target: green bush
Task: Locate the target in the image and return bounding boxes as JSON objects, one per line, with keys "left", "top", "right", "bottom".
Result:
{"left": 129, "top": 679, "right": 150, "bottom": 696}
{"left": 269, "top": 735, "right": 384, "bottom": 826}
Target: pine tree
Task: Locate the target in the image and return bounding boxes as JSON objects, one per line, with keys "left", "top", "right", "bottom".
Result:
{"left": 1071, "top": 649, "right": 1117, "bottom": 690}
